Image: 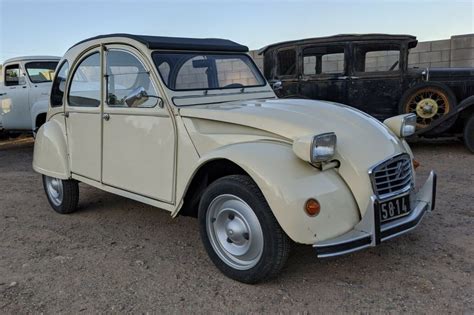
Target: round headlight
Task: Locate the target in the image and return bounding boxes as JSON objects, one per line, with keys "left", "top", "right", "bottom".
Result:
{"left": 311, "top": 132, "right": 337, "bottom": 163}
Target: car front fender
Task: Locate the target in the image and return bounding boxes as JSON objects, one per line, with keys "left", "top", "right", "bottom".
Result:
{"left": 196, "top": 141, "right": 360, "bottom": 244}
{"left": 33, "top": 114, "right": 70, "bottom": 179}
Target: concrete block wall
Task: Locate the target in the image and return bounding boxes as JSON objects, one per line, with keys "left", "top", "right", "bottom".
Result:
{"left": 249, "top": 33, "right": 474, "bottom": 72}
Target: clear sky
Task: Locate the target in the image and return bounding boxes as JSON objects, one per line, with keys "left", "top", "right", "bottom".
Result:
{"left": 0, "top": 0, "right": 473, "bottom": 63}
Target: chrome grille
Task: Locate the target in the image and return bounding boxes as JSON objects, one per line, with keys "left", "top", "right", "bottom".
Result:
{"left": 370, "top": 154, "right": 413, "bottom": 198}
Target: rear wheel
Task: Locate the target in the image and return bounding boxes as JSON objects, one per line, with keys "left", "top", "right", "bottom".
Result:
{"left": 198, "top": 175, "right": 290, "bottom": 283}
{"left": 463, "top": 114, "right": 474, "bottom": 153}
{"left": 42, "top": 175, "right": 79, "bottom": 214}
{"left": 400, "top": 83, "right": 456, "bottom": 133}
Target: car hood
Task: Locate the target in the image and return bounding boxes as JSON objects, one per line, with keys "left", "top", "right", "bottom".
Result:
{"left": 180, "top": 98, "right": 410, "bottom": 214}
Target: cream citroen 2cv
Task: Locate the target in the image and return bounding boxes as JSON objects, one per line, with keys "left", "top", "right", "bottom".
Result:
{"left": 33, "top": 34, "right": 436, "bottom": 283}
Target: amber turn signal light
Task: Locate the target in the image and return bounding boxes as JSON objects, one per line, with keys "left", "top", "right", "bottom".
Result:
{"left": 413, "top": 159, "right": 420, "bottom": 169}
{"left": 305, "top": 199, "right": 321, "bottom": 216}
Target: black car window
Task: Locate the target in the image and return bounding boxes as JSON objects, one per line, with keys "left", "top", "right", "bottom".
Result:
{"left": 354, "top": 44, "right": 401, "bottom": 73}
{"left": 303, "top": 46, "right": 345, "bottom": 75}
{"left": 50, "top": 61, "right": 69, "bottom": 107}
{"left": 277, "top": 49, "right": 296, "bottom": 76}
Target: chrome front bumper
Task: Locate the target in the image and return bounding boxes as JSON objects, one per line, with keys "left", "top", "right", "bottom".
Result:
{"left": 314, "top": 171, "right": 437, "bottom": 258}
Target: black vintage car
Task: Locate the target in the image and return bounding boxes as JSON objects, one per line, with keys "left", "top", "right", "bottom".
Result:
{"left": 260, "top": 34, "right": 474, "bottom": 152}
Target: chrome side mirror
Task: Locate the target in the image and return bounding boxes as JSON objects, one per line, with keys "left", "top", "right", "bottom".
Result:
{"left": 125, "top": 87, "right": 149, "bottom": 108}
{"left": 269, "top": 80, "right": 283, "bottom": 91}
{"left": 18, "top": 76, "right": 27, "bottom": 86}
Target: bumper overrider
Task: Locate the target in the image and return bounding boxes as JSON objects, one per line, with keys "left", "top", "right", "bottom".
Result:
{"left": 314, "top": 171, "right": 437, "bottom": 258}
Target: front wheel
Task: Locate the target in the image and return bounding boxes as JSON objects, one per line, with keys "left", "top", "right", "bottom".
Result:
{"left": 42, "top": 175, "right": 79, "bottom": 214}
{"left": 198, "top": 175, "right": 291, "bottom": 284}
{"left": 463, "top": 114, "right": 474, "bottom": 153}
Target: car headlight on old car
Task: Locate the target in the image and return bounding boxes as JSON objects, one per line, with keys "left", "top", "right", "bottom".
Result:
{"left": 293, "top": 132, "right": 337, "bottom": 164}
{"left": 384, "top": 114, "right": 417, "bottom": 138}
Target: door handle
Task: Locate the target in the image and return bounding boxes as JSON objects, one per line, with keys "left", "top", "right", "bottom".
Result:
{"left": 337, "top": 76, "right": 349, "bottom": 80}
{"left": 63, "top": 112, "right": 69, "bottom": 118}
{"left": 102, "top": 113, "right": 110, "bottom": 121}
{"left": 350, "top": 76, "right": 360, "bottom": 79}
{"left": 0, "top": 92, "right": 6, "bottom": 96}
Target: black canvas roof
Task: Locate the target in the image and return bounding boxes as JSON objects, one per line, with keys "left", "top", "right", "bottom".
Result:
{"left": 69, "top": 33, "right": 249, "bottom": 52}
{"left": 258, "top": 34, "right": 417, "bottom": 54}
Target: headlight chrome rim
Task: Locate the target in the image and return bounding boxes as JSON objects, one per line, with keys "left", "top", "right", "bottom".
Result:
{"left": 311, "top": 132, "right": 337, "bottom": 163}
{"left": 401, "top": 114, "right": 417, "bottom": 137}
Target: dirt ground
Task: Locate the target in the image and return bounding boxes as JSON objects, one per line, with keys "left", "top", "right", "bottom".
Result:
{"left": 0, "top": 137, "right": 473, "bottom": 313}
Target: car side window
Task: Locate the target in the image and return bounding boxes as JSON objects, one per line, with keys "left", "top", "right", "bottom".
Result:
{"left": 277, "top": 49, "right": 296, "bottom": 76}
{"left": 354, "top": 44, "right": 401, "bottom": 73}
{"left": 4, "top": 64, "right": 21, "bottom": 86}
{"left": 106, "top": 50, "right": 158, "bottom": 108}
{"left": 303, "top": 46, "right": 345, "bottom": 75}
{"left": 68, "top": 53, "right": 101, "bottom": 107}
{"left": 50, "top": 61, "right": 69, "bottom": 107}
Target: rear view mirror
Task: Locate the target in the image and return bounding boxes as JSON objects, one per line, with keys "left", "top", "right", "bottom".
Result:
{"left": 192, "top": 59, "right": 212, "bottom": 68}
{"left": 125, "top": 87, "right": 149, "bottom": 107}
{"left": 124, "top": 87, "right": 163, "bottom": 108}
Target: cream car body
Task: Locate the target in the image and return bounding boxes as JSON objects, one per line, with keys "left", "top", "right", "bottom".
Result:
{"left": 33, "top": 34, "right": 436, "bottom": 282}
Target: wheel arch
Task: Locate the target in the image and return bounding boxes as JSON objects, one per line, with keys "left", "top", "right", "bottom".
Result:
{"left": 175, "top": 141, "right": 360, "bottom": 245}
{"left": 33, "top": 116, "right": 70, "bottom": 180}
{"left": 177, "top": 158, "right": 248, "bottom": 218}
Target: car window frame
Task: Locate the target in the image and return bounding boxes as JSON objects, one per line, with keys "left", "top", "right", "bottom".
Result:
{"left": 4, "top": 63, "right": 22, "bottom": 87}
{"left": 275, "top": 47, "right": 298, "bottom": 80}
{"left": 104, "top": 47, "right": 160, "bottom": 109}
{"left": 50, "top": 60, "right": 70, "bottom": 108}
{"left": 24, "top": 61, "right": 59, "bottom": 84}
{"left": 67, "top": 50, "right": 102, "bottom": 108}
{"left": 300, "top": 44, "right": 348, "bottom": 79}
{"left": 352, "top": 42, "right": 403, "bottom": 77}
{"left": 151, "top": 51, "right": 266, "bottom": 92}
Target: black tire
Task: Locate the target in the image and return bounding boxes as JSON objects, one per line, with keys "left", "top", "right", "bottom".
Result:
{"left": 463, "top": 114, "right": 474, "bottom": 153}
{"left": 8, "top": 132, "right": 22, "bottom": 139}
{"left": 42, "top": 175, "right": 79, "bottom": 214}
{"left": 198, "top": 175, "right": 291, "bottom": 284}
{"left": 399, "top": 82, "right": 457, "bottom": 135}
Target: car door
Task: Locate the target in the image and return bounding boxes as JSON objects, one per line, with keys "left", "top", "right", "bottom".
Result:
{"left": 348, "top": 43, "right": 403, "bottom": 120}
{"left": 66, "top": 50, "right": 102, "bottom": 181}
{"left": 101, "top": 46, "right": 175, "bottom": 203}
{"left": 299, "top": 44, "right": 349, "bottom": 104}
{"left": 1, "top": 63, "right": 31, "bottom": 130}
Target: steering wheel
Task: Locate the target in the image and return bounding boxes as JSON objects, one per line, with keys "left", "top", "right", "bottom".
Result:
{"left": 389, "top": 60, "right": 399, "bottom": 71}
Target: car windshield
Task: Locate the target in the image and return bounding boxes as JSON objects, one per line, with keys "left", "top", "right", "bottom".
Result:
{"left": 25, "top": 61, "right": 58, "bottom": 83}
{"left": 152, "top": 52, "right": 265, "bottom": 91}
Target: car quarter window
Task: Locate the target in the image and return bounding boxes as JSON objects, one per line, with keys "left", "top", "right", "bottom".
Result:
{"left": 68, "top": 53, "right": 101, "bottom": 107}
{"left": 106, "top": 50, "right": 159, "bottom": 108}
{"left": 303, "top": 46, "right": 345, "bottom": 75}
{"left": 50, "top": 61, "right": 69, "bottom": 107}
{"left": 277, "top": 49, "right": 297, "bottom": 76}
{"left": 4, "top": 64, "right": 21, "bottom": 86}
{"left": 354, "top": 44, "right": 401, "bottom": 73}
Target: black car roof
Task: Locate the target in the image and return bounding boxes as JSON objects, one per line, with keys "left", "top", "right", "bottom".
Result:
{"left": 69, "top": 33, "right": 249, "bottom": 52}
{"left": 258, "top": 33, "right": 417, "bottom": 54}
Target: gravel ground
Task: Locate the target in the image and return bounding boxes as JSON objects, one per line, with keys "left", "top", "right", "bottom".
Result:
{"left": 0, "top": 137, "right": 473, "bottom": 313}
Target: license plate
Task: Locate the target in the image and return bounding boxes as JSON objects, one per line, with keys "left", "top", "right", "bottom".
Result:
{"left": 378, "top": 195, "right": 411, "bottom": 223}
